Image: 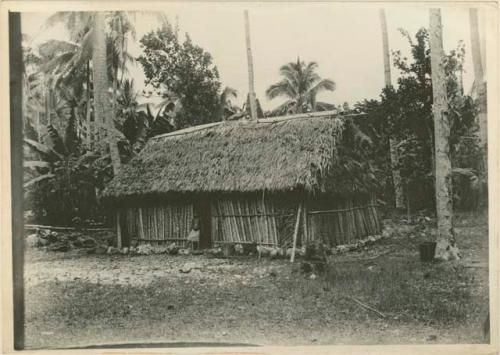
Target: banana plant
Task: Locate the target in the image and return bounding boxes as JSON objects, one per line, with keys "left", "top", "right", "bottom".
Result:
{"left": 23, "top": 120, "right": 112, "bottom": 192}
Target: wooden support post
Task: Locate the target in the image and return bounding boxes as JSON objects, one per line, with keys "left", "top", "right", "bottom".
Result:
{"left": 302, "top": 203, "right": 308, "bottom": 245}
{"left": 139, "top": 207, "right": 145, "bottom": 240}
{"left": 290, "top": 202, "right": 303, "bottom": 263}
{"left": 116, "top": 211, "right": 122, "bottom": 249}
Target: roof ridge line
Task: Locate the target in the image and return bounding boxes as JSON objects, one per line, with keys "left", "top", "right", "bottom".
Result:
{"left": 149, "top": 110, "right": 366, "bottom": 141}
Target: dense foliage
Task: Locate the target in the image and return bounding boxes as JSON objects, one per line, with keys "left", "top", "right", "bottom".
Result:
{"left": 24, "top": 123, "right": 111, "bottom": 226}
{"left": 355, "top": 28, "right": 483, "bottom": 212}
{"left": 137, "top": 21, "right": 222, "bottom": 128}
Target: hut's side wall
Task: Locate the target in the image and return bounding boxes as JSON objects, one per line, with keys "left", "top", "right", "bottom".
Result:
{"left": 119, "top": 192, "right": 381, "bottom": 248}
{"left": 211, "top": 196, "right": 284, "bottom": 246}
{"left": 208, "top": 193, "right": 381, "bottom": 247}
{"left": 122, "top": 203, "right": 194, "bottom": 246}
{"left": 304, "top": 193, "right": 381, "bottom": 247}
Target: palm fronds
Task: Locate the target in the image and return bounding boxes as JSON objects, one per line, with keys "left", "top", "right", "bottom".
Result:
{"left": 266, "top": 58, "right": 336, "bottom": 114}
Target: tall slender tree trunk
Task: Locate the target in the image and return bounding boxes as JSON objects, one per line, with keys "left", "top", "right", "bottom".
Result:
{"left": 46, "top": 87, "right": 51, "bottom": 126}
{"left": 380, "top": 10, "right": 391, "bottom": 85}
{"left": 379, "top": 9, "right": 405, "bottom": 210}
{"left": 244, "top": 10, "right": 258, "bottom": 121}
{"left": 429, "top": 9, "right": 458, "bottom": 260}
{"left": 469, "top": 8, "right": 487, "bottom": 150}
{"left": 92, "top": 12, "right": 121, "bottom": 175}
{"left": 86, "top": 61, "right": 92, "bottom": 148}
{"left": 112, "top": 65, "right": 118, "bottom": 127}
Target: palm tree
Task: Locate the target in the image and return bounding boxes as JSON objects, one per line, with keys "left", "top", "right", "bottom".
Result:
{"left": 379, "top": 9, "right": 405, "bottom": 210}
{"left": 108, "top": 12, "right": 136, "bottom": 125}
{"left": 244, "top": 10, "right": 257, "bottom": 120}
{"left": 45, "top": 11, "right": 122, "bottom": 174}
{"left": 92, "top": 12, "right": 121, "bottom": 174}
{"left": 45, "top": 13, "right": 94, "bottom": 145}
{"left": 266, "top": 58, "right": 336, "bottom": 114}
{"left": 469, "top": 8, "right": 487, "bottom": 150}
{"left": 38, "top": 39, "right": 91, "bottom": 145}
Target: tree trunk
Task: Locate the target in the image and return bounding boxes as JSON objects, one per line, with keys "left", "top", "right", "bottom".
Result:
{"left": 244, "top": 10, "right": 258, "bottom": 121}
{"left": 112, "top": 65, "right": 118, "bottom": 128}
{"left": 379, "top": 9, "right": 405, "bottom": 209}
{"left": 46, "top": 88, "right": 51, "bottom": 126}
{"left": 92, "top": 12, "right": 121, "bottom": 175}
{"left": 86, "top": 61, "right": 92, "bottom": 148}
{"left": 380, "top": 9, "right": 392, "bottom": 85}
{"left": 469, "top": 8, "right": 487, "bottom": 150}
{"left": 389, "top": 139, "right": 404, "bottom": 208}
{"left": 429, "top": 9, "right": 458, "bottom": 260}
{"left": 470, "top": 9, "right": 485, "bottom": 83}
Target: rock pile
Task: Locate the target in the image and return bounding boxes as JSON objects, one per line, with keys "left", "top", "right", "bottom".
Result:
{"left": 24, "top": 229, "right": 113, "bottom": 253}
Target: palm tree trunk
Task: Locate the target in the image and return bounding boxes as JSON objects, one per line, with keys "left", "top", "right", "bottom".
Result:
{"left": 46, "top": 87, "right": 52, "bottom": 126}
{"left": 112, "top": 67, "right": 118, "bottom": 128}
{"left": 469, "top": 8, "right": 487, "bottom": 149}
{"left": 380, "top": 9, "right": 391, "bottom": 85}
{"left": 379, "top": 9, "right": 405, "bottom": 210}
{"left": 470, "top": 9, "right": 485, "bottom": 83}
{"left": 244, "top": 10, "right": 257, "bottom": 121}
{"left": 429, "top": 9, "right": 457, "bottom": 260}
{"left": 86, "top": 61, "right": 92, "bottom": 148}
{"left": 92, "top": 12, "right": 121, "bottom": 174}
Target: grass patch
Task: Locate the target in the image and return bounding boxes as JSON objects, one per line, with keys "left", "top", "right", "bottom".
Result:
{"left": 325, "top": 260, "right": 474, "bottom": 324}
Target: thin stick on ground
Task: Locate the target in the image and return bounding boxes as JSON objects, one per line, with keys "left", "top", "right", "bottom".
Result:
{"left": 347, "top": 296, "right": 387, "bottom": 319}
{"left": 360, "top": 249, "right": 394, "bottom": 261}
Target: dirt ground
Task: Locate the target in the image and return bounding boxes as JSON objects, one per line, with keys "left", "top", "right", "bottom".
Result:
{"left": 22, "top": 213, "right": 489, "bottom": 349}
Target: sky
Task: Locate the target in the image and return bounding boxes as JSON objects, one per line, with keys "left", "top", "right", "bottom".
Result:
{"left": 20, "top": 3, "right": 489, "bottom": 110}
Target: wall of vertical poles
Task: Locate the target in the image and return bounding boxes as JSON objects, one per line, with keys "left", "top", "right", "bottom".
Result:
{"left": 121, "top": 203, "right": 194, "bottom": 247}
{"left": 209, "top": 192, "right": 381, "bottom": 247}
{"left": 118, "top": 193, "right": 381, "bottom": 248}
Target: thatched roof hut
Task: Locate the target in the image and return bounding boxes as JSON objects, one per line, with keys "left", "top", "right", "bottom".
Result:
{"left": 105, "top": 115, "right": 376, "bottom": 199}
{"left": 104, "top": 114, "right": 381, "bottom": 250}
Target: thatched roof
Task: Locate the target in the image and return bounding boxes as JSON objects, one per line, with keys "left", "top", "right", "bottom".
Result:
{"left": 103, "top": 114, "right": 377, "bottom": 200}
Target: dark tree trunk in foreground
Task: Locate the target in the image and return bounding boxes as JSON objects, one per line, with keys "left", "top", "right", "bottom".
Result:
{"left": 92, "top": 12, "right": 121, "bottom": 174}
{"left": 379, "top": 9, "right": 405, "bottom": 210}
{"left": 429, "top": 9, "right": 458, "bottom": 260}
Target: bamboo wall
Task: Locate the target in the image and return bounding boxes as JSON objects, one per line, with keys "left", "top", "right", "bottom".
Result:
{"left": 304, "top": 194, "right": 381, "bottom": 247}
{"left": 210, "top": 193, "right": 381, "bottom": 247}
{"left": 123, "top": 204, "right": 194, "bottom": 246}
{"left": 120, "top": 193, "right": 381, "bottom": 248}
{"left": 211, "top": 197, "right": 285, "bottom": 245}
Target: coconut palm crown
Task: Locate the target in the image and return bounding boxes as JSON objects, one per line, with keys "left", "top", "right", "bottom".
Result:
{"left": 266, "top": 58, "right": 336, "bottom": 114}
